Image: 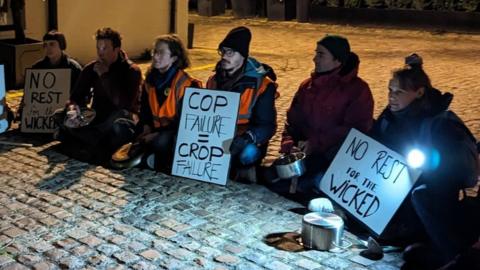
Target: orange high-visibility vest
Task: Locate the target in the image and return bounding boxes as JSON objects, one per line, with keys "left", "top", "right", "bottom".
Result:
{"left": 145, "top": 70, "right": 201, "bottom": 128}
{"left": 206, "top": 75, "right": 276, "bottom": 125}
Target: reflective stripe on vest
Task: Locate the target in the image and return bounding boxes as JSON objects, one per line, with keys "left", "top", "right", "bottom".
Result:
{"left": 206, "top": 75, "right": 275, "bottom": 125}
{"left": 147, "top": 70, "right": 197, "bottom": 128}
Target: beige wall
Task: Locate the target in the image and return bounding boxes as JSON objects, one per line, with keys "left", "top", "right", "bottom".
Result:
{"left": 58, "top": 0, "right": 188, "bottom": 64}
{"left": 0, "top": 0, "right": 48, "bottom": 40}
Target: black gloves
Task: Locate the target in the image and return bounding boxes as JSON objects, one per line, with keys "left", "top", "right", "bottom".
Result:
{"left": 230, "top": 132, "right": 255, "bottom": 156}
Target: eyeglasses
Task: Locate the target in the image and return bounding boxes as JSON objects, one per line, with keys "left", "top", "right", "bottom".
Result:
{"left": 151, "top": 50, "right": 171, "bottom": 57}
{"left": 217, "top": 48, "right": 236, "bottom": 57}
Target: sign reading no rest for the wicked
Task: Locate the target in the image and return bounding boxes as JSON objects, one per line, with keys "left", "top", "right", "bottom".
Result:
{"left": 319, "top": 129, "right": 422, "bottom": 235}
{"left": 172, "top": 88, "right": 240, "bottom": 185}
{"left": 21, "top": 69, "right": 71, "bottom": 133}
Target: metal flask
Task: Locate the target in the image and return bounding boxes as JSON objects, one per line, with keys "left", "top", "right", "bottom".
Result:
{"left": 301, "top": 212, "right": 344, "bottom": 251}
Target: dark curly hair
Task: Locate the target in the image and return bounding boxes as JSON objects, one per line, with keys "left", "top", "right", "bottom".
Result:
{"left": 95, "top": 27, "right": 122, "bottom": 48}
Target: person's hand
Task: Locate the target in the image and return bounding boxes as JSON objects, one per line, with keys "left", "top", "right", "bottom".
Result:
{"left": 280, "top": 139, "right": 294, "bottom": 154}
{"left": 137, "top": 125, "right": 152, "bottom": 142}
{"left": 230, "top": 133, "right": 254, "bottom": 156}
{"left": 93, "top": 61, "right": 109, "bottom": 77}
{"left": 298, "top": 140, "right": 311, "bottom": 155}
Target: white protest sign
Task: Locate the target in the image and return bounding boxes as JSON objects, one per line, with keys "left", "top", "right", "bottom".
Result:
{"left": 172, "top": 87, "right": 240, "bottom": 185}
{"left": 21, "top": 69, "right": 71, "bottom": 133}
{"left": 1, "top": 65, "right": 8, "bottom": 133}
{"left": 319, "top": 128, "right": 422, "bottom": 235}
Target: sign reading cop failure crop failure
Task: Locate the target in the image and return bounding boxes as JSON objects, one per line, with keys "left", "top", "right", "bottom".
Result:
{"left": 172, "top": 88, "right": 240, "bottom": 185}
{"left": 22, "top": 69, "right": 70, "bottom": 133}
{"left": 319, "top": 129, "right": 422, "bottom": 235}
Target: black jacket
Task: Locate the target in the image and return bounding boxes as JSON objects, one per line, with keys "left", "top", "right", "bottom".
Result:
{"left": 371, "top": 88, "right": 478, "bottom": 192}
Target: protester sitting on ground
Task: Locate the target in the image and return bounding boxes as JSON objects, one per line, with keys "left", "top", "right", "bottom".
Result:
{"left": 370, "top": 53, "right": 479, "bottom": 270}
{"left": 17, "top": 30, "right": 82, "bottom": 122}
{"left": 111, "top": 34, "right": 201, "bottom": 172}
{"left": 273, "top": 35, "right": 374, "bottom": 202}
{"left": 206, "top": 26, "right": 278, "bottom": 183}
{"left": 54, "top": 27, "right": 142, "bottom": 165}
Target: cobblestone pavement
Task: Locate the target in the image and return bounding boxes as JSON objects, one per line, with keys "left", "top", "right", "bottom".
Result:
{"left": 1, "top": 14, "right": 480, "bottom": 269}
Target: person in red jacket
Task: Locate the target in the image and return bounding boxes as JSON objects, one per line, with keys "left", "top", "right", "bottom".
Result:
{"left": 278, "top": 35, "right": 374, "bottom": 200}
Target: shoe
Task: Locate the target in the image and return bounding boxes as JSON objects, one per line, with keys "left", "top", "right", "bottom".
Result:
{"left": 146, "top": 154, "right": 155, "bottom": 170}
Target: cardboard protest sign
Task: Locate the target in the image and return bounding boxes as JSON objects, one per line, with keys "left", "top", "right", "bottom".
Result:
{"left": 21, "top": 69, "right": 71, "bottom": 133}
{"left": 1, "top": 65, "right": 7, "bottom": 133}
{"left": 319, "top": 128, "right": 422, "bottom": 235}
{"left": 172, "top": 87, "right": 240, "bottom": 185}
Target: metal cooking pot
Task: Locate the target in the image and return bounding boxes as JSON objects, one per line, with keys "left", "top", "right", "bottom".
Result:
{"left": 273, "top": 152, "right": 306, "bottom": 179}
{"left": 301, "top": 212, "right": 344, "bottom": 251}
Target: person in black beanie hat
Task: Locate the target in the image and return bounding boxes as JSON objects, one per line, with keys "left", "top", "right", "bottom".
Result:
{"left": 273, "top": 34, "right": 374, "bottom": 202}
{"left": 317, "top": 35, "right": 350, "bottom": 67}
{"left": 16, "top": 30, "right": 82, "bottom": 125}
{"left": 206, "top": 26, "right": 278, "bottom": 183}
{"left": 219, "top": 26, "right": 251, "bottom": 59}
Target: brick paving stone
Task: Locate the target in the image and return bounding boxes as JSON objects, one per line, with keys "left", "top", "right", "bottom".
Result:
{"left": 214, "top": 254, "right": 240, "bottom": 265}
{"left": 43, "top": 248, "right": 69, "bottom": 262}
{"left": 106, "top": 235, "right": 129, "bottom": 246}
{"left": 0, "top": 255, "right": 15, "bottom": 266}
{"left": 130, "top": 261, "right": 158, "bottom": 270}
{"left": 166, "top": 248, "right": 195, "bottom": 261}
{"left": 17, "top": 254, "right": 42, "bottom": 266}
{"left": 154, "top": 228, "right": 177, "bottom": 239}
{"left": 55, "top": 238, "right": 79, "bottom": 250}
{"left": 71, "top": 244, "right": 95, "bottom": 257}
{"left": 267, "top": 260, "right": 296, "bottom": 270}
{"left": 295, "top": 258, "right": 323, "bottom": 270}
{"left": 140, "top": 249, "right": 162, "bottom": 261}
{"left": 78, "top": 235, "right": 103, "bottom": 247}
{"left": 1, "top": 263, "right": 30, "bottom": 270}
{"left": 32, "top": 261, "right": 57, "bottom": 270}
{"left": 128, "top": 241, "right": 148, "bottom": 253}
{"left": 2, "top": 227, "right": 27, "bottom": 238}
{"left": 113, "top": 250, "right": 141, "bottom": 264}
{"left": 321, "top": 256, "right": 352, "bottom": 269}
{"left": 87, "top": 254, "right": 115, "bottom": 268}
{"left": 96, "top": 243, "right": 121, "bottom": 256}
{"left": 58, "top": 256, "right": 85, "bottom": 269}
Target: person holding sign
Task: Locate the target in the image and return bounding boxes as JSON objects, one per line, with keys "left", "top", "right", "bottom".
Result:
{"left": 111, "top": 34, "right": 201, "bottom": 171}
{"left": 16, "top": 30, "right": 82, "bottom": 124}
{"left": 55, "top": 28, "right": 142, "bottom": 164}
{"left": 371, "top": 54, "right": 479, "bottom": 270}
{"left": 278, "top": 35, "right": 374, "bottom": 197}
{"left": 32, "top": 31, "right": 82, "bottom": 89}
{"left": 206, "top": 26, "right": 278, "bottom": 183}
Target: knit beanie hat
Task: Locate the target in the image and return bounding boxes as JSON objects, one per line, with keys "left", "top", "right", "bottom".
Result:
{"left": 219, "top": 26, "right": 251, "bottom": 58}
{"left": 43, "top": 30, "right": 67, "bottom": 50}
{"left": 318, "top": 35, "right": 350, "bottom": 65}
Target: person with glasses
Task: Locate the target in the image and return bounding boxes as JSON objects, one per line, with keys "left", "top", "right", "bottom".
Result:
{"left": 206, "top": 26, "right": 278, "bottom": 183}
{"left": 275, "top": 35, "right": 374, "bottom": 201}
{"left": 54, "top": 27, "right": 142, "bottom": 165}
{"left": 111, "top": 34, "right": 201, "bottom": 171}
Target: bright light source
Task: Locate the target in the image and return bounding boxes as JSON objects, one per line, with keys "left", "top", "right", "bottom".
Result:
{"left": 407, "top": 149, "right": 425, "bottom": 168}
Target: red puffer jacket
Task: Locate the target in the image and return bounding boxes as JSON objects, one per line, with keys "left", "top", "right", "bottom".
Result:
{"left": 281, "top": 52, "right": 374, "bottom": 159}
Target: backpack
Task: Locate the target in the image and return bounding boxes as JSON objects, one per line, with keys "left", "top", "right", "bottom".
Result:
{"left": 420, "top": 110, "right": 479, "bottom": 189}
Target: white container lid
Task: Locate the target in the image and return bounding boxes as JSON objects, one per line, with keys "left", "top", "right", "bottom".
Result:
{"left": 303, "top": 212, "right": 344, "bottom": 229}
